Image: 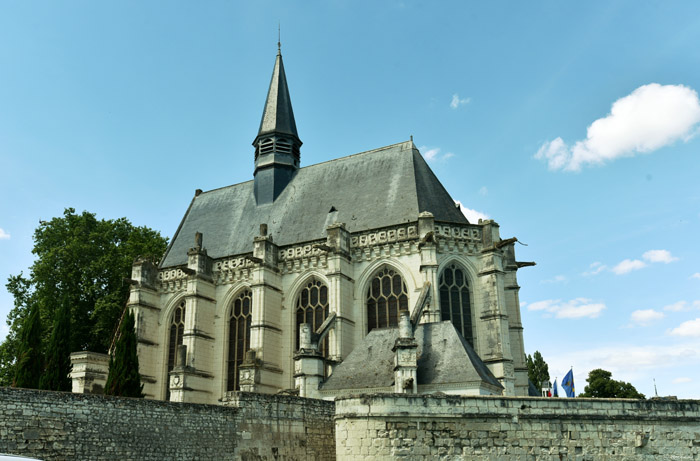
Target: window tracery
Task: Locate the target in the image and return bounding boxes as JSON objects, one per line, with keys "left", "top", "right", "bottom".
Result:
{"left": 295, "top": 279, "right": 330, "bottom": 357}
{"left": 227, "top": 289, "right": 252, "bottom": 391}
{"left": 366, "top": 268, "right": 408, "bottom": 333}
{"left": 166, "top": 300, "right": 186, "bottom": 399}
{"left": 439, "top": 263, "right": 474, "bottom": 346}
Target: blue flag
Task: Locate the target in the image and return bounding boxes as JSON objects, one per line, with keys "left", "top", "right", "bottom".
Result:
{"left": 562, "top": 369, "right": 575, "bottom": 397}
{"left": 553, "top": 378, "right": 559, "bottom": 397}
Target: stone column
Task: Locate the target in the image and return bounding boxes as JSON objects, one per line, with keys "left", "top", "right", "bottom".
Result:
{"left": 293, "top": 323, "right": 324, "bottom": 399}
{"left": 392, "top": 311, "right": 418, "bottom": 394}
{"left": 169, "top": 233, "right": 216, "bottom": 404}
{"left": 69, "top": 351, "right": 109, "bottom": 395}
{"left": 325, "top": 223, "right": 355, "bottom": 365}
{"left": 248, "top": 225, "right": 284, "bottom": 393}
{"left": 502, "top": 242, "right": 529, "bottom": 396}
{"left": 125, "top": 258, "right": 161, "bottom": 399}
{"left": 418, "top": 212, "right": 440, "bottom": 323}
{"left": 477, "top": 220, "right": 515, "bottom": 395}
{"left": 238, "top": 349, "right": 262, "bottom": 393}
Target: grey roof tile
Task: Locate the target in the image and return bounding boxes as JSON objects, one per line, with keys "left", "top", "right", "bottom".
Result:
{"left": 161, "top": 141, "right": 468, "bottom": 267}
{"left": 320, "top": 321, "right": 502, "bottom": 391}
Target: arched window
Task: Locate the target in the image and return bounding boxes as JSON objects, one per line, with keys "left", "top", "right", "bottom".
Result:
{"left": 227, "top": 289, "right": 252, "bottom": 391}
{"left": 166, "top": 300, "right": 186, "bottom": 399}
{"left": 439, "top": 263, "right": 474, "bottom": 346}
{"left": 295, "top": 279, "right": 329, "bottom": 357}
{"left": 366, "top": 267, "right": 408, "bottom": 333}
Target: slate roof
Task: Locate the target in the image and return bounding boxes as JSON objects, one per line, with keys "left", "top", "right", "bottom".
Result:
{"left": 256, "top": 51, "right": 299, "bottom": 142}
{"left": 161, "top": 140, "right": 468, "bottom": 268}
{"left": 320, "top": 321, "right": 503, "bottom": 392}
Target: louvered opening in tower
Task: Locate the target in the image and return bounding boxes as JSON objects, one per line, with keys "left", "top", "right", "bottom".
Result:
{"left": 259, "top": 139, "right": 274, "bottom": 155}
{"left": 276, "top": 139, "right": 292, "bottom": 154}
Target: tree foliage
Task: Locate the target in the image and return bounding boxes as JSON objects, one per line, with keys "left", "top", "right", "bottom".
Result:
{"left": 1, "top": 208, "right": 167, "bottom": 386}
{"left": 12, "top": 302, "right": 43, "bottom": 388}
{"left": 105, "top": 310, "right": 143, "bottom": 398}
{"left": 39, "top": 300, "right": 72, "bottom": 391}
{"left": 527, "top": 351, "right": 550, "bottom": 390}
{"left": 579, "top": 368, "right": 645, "bottom": 399}
{"left": 0, "top": 274, "right": 32, "bottom": 386}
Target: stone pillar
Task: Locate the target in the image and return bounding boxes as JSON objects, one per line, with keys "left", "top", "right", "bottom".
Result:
{"left": 248, "top": 224, "right": 284, "bottom": 393}
{"left": 238, "top": 349, "right": 262, "bottom": 392}
{"left": 418, "top": 212, "right": 440, "bottom": 323}
{"left": 70, "top": 351, "right": 109, "bottom": 394}
{"left": 392, "top": 311, "right": 418, "bottom": 394}
{"left": 477, "top": 220, "right": 515, "bottom": 395}
{"left": 168, "top": 344, "right": 198, "bottom": 402}
{"left": 502, "top": 243, "right": 529, "bottom": 396}
{"left": 293, "top": 323, "right": 324, "bottom": 399}
{"left": 169, "top": 233, "right": 216, "bottom": 403}
{"left": 126, "top": 258, "right": 161, "bottom": 399}
{"left": 325, "top": 223, "right": 355, "bottom": 365}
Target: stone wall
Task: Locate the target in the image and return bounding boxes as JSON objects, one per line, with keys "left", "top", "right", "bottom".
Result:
{"left": 0, "top": 387, "right": 335, "bottom": 461}
{"left": 335, "top": 394, "right": 700, "bottom": 460}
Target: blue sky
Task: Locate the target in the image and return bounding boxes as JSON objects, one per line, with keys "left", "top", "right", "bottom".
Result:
{"left": 1, "top": 1, "right": 699, "bottom": 398}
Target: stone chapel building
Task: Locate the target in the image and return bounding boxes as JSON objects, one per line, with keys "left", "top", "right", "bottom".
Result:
{"left": 72, "top": 47, "right": 533, "bottom": 404}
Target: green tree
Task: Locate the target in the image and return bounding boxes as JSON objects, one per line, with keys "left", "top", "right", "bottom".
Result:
{"left": 526, "top": 351, "right": 550, "bottom": 391}
{"left": 0, "top": 208, "right": 167, "bottom": 384}
{"left": 0, "top": 274, "right": 33, "bottom": 386}
{"left": 579, "top": 368, "right": 645, "bottom": 399}
{"left": 13, "top": 303, "right": 43, "bottom": 388}
{"left": 39, "top": 300, "right": 72, "bottom": 391}
{"left": 105, "top": 310, "right": 143, "bottom": 397}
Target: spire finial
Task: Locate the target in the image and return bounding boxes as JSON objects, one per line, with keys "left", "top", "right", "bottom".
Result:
{"left": 277, "top": 22, "right": 281, "bottom": 54}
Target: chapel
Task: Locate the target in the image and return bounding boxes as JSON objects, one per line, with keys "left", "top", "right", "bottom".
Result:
{"left": 71, "top": 46, "right": 532, "bottom": 403}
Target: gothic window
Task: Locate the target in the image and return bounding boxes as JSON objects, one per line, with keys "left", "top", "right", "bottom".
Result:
{"left": 227, "top": 289, "right": 252, "bottom": 391}
{"left": 167, "top": 301, "right": 186, "bottom": 374}
{"left": 439, "top": 263, "right": 474, "bottom": 346}
{"left": 295, "top": 279, "right": 329, "bottom": 358}
{"left": 366, "top": 268, "right": 408, "bottom": 333}
{"left": 166, "top": 300, "right": 186, "bottom": 400}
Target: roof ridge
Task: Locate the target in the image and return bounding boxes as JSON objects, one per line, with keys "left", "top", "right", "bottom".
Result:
{"left": 196, "top": 139, "right": 414, "bottom": 196}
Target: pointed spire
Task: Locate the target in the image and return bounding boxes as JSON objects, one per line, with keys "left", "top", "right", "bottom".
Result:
{"left": 255, "top": 50, "right": 300, "bottom": 142}
{"left": 252, "top": 47, "right": 302, "bottom": 205}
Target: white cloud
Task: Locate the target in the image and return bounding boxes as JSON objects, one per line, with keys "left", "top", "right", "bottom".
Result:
{"left": 630, "top": 309, "right": 665, "bottom": 326}
{"left": 691, "top": 273, "right": 700, "bottom": 280}
{"left": 527, "top": 298, "right": 606, "bottom": 319}
{"left": 455, "top": 201, "right": 489, "bottom": 223}
{"left": 583, "top": 261, "right": 607, "bottom": 276}
{"left": 642, "top": 249, "right": 678, "bottom": 264}
{"left": 673, "top": 377, "right": 692, "bottom": 384}
{"left": 419, "top": 145, "right": 454, "bottom": 163}
{"left": 547, "top": 342, "right": 700, "bottom": 388}
{"left": 541, "top": 275, "right": 567, "bottom": 284}
{"left": 612, "top": 259, "right": 647, "bottom": 275}
{"left": 478, "top": 186, "right": 488, "bottom": 196}
{"left": 422, "top": 147, "right": 440, "bottom": 161}
{"left": 450, "top": 93, "right": 471, "bottom": 109}
{"left": 0, "top": 228, "right": 10, "bottom": 240}
{"left": 669, "top": 318, "right": 700, "bottom": 337}
{"left": 610, "top": 249, "right": 678, "bottom": 275}
{"left": 535, "top": 83, "right": 700, "bottom": 171}
{"left": 664, "top": 301, "right": 690, "bottom": 312}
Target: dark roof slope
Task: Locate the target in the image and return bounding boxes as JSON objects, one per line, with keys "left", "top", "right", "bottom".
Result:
{"left": 161, "top": 141, "right": 468, "bottom": 267}
{"left": 320, "top": 321, "right": 502, "bottom": 391}
{"left": 257, "top": 51, "right": 299, "bottom": 141}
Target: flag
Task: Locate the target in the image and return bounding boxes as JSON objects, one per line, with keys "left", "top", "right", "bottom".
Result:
{"left": 553, "top": 378, "right": 559, "bottom": 397}
{"left": 562, "top": 369, "right": 575, "bottom": 397}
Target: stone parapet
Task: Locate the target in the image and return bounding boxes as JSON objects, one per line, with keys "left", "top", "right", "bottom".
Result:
{"left": 334, "top": 393, "right": 700, "bottom": 460}
{"left": 69, "top": 351, "right": 109, "bottom": 395}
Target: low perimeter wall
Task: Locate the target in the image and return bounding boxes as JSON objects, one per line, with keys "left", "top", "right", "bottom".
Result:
{"left": 334, "top": 394, "right": 700, "bottom": 460}
{"left": 0, "top": 387, "right": 335, "bottom": 460}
